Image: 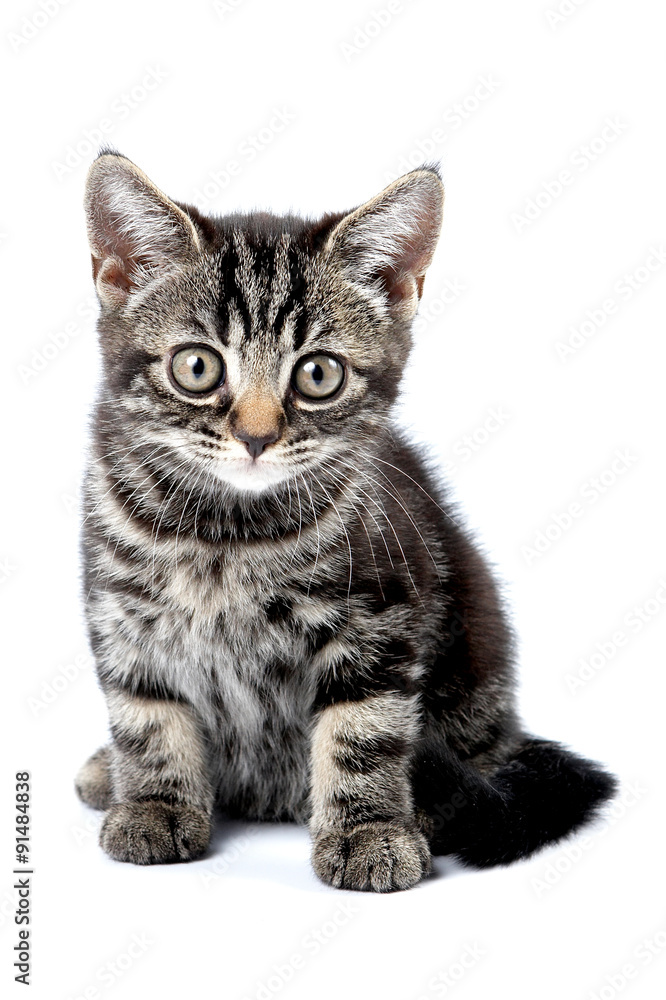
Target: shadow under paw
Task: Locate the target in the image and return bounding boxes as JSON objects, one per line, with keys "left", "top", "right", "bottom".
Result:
{"left": 312, "top": 820, "right": 431, "bottom": 892}
{"left": 100, "top": 802, "right": 211, "bottom": 865}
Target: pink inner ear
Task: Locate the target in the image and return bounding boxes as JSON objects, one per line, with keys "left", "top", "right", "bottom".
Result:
{"left": 94, "top": 255, "right": 134, "bottom": 304}
{"left": 379, "top": 265, "right": 423, "bottom": 308}
{"left": 385, "top": 270, "right": 409, "bottom": 305}
{"left": 394, "top": 209, "right": 439, "bottom": 284}
{"left": 95, "top": 207, "right": 143, "bottom": 277}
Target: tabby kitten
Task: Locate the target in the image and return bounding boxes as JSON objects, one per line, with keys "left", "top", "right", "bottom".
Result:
{"left": 75, "top": 151, "right": 615, "bottom": 891}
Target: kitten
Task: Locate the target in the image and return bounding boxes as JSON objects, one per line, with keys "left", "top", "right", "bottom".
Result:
{"left": 75, "top": 151, "right": 615, "bottom": 891}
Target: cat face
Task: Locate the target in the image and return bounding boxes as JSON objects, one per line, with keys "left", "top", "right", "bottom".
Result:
{"left": 84, "top": 154, "right": 443, "bottom": 496}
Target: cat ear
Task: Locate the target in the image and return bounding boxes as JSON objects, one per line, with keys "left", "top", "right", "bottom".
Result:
{"left": 324, "top": 168, "right": 444, "bottom": 320}
{"left": 84, "top": 152, "right": 201, "bottom": 308}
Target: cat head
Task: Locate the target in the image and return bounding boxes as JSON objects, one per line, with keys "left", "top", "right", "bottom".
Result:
{"left": 84, "top": 152, "right": 443, "bottom": 496}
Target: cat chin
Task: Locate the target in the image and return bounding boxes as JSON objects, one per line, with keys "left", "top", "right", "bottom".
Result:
{"left": 212, "top": 459, "right": 290, "bottom": 494}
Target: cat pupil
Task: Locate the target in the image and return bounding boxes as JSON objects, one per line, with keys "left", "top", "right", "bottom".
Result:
{"left": 312, "top": 364, "right": 323, "bottom": 385}
{"left": 190, "top": 355, "right": 205, "bottom": 377}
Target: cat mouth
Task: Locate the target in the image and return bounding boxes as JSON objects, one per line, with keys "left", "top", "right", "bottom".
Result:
{"left": 213, "top": 456, "right": 290, "bottom": 494}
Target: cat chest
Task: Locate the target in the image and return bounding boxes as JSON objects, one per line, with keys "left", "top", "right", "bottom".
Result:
{"left": 155, "top": 545, "right": 338, "bottom": 668}
{"left": 206, "top": 647, "right": 316, "bottom": 818}
{"left": 150, "top": 552, "right": 324, "bottom": 789}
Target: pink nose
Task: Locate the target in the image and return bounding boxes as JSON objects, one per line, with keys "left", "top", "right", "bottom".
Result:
{"left": 231, "top": 426, "right": 280, "bottom": 459}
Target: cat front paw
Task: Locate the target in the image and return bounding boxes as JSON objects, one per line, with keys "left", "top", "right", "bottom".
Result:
{"left": 100, "top": 802, "right": 211, "bottom": 865}
{"left": 311, "top": 820, "right": 431, "bottom": 892}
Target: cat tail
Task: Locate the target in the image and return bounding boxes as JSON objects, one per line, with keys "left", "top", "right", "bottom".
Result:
{"left": 412, "top": 734, "right": 618, "bottom": 868}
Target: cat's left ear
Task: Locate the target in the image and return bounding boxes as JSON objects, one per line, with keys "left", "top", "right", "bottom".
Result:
{"left": 324, "top": 168, "right": 444, "bottom": 320}
{"left": 84, "top": 152, "right": 202, "bottom": 308}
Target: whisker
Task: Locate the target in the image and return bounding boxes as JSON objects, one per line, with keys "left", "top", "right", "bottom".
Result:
{"left": 147, "top": 456, "right": 199, "bottom": 595}
{"left": 193, "top": 463, "right": 214, "bottom": 540}
{"left": 287, "top": 475, "right": 304, "bottom": 569}
{"left": 325, "top": 456, "right": 422, "bottom": 603}
{"left": 333, "top": 454, "right": 441, "bottom": 582}
{"left": 315, "top": 477, "right": 354, "bottom": 613}
{"left": 324, "top": 467, "right": 385, "bottom": 600}
{"left": 85, "top": 447, "right": 186, "bottom": 601}
{"left": 286, "top": 477, "right": 293, "bottom": 523}
{"left": 359, "top": 449, "right": 460, "bottom": 528}
{"left": 173, "top": 463, "right": 210, "bottom": 569}
{"left": 299, "top": 472, "right": 321, "bottom": 595}
{"left": 81, "top": 442, "right": 172, "bottom": 527}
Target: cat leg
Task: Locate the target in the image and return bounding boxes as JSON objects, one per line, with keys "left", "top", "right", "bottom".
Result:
{"left": 99, "top": 690, "right": 214, "bottom": 865}
{"left": 412, "top": 733, "right": 617, "bottom": 868}
{"left": 75, "top": 745, "right": 113, "bottom": 810}
{"left": 309, "top": 693, "right": 431, "bottom": 892}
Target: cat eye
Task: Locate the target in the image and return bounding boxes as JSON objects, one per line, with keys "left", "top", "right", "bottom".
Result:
{"left": 292, "top": 354, "right": 345, "bottom": 400}
{"left": 170, "top": 345, "right": 225, "bottom": 394}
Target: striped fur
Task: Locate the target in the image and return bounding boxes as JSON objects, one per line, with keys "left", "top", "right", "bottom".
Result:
{"left": 76, "top": 153, "right": 616, "bottom": 891}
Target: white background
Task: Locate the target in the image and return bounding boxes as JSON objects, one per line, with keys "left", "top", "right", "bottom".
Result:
{"left": 1, "top": 1, "right": 664, "bottom": 998}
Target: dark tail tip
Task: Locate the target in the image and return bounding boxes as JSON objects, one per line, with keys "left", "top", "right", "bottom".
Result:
{"left": 453, "top": 739, "right": 618, "bottom": 869}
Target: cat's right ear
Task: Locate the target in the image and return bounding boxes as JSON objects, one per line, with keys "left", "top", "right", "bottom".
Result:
{"left": 84, "top": 153, "right": 201, "bottom": 308}
{"left": 323, "top": 168, "right": 444, "bottom": 321}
